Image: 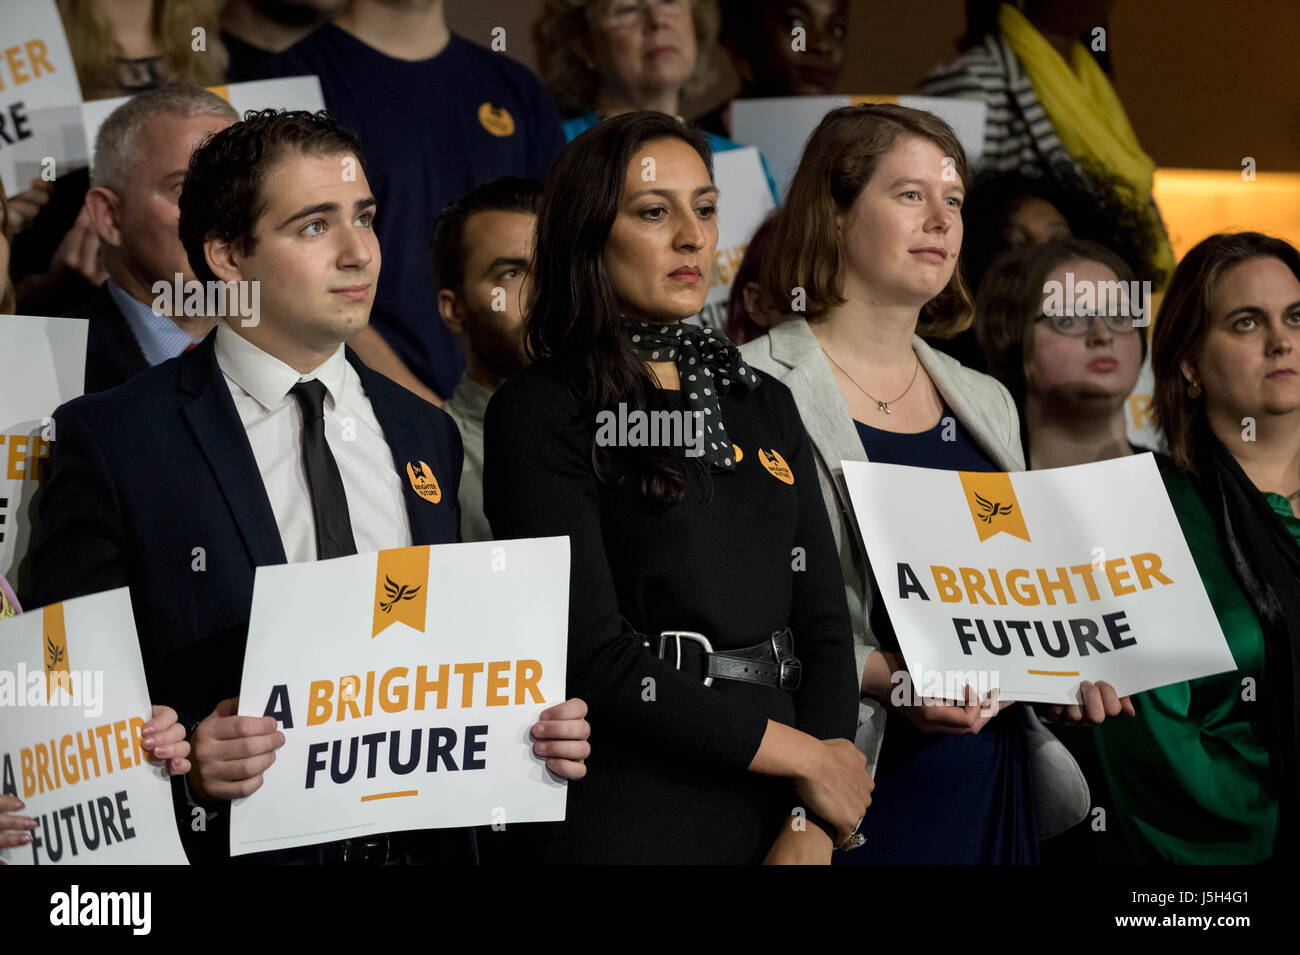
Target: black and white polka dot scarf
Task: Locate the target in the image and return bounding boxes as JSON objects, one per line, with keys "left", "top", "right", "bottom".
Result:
{"left": 619, "top": 319, "right": 760, "bottom": 471}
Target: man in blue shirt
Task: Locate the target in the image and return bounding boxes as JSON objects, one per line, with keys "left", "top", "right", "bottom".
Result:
{"left": 260, "top": 0, "right": 565, "bottom": 402}
{"left": 77, "top": 87, "right": 239, "bottom": 392}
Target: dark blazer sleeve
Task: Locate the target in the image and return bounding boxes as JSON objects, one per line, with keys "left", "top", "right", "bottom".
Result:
{"left": 21, "top": 399, "right": 129, "bottom": 610}
{"left": 483, "top": 368, "right": 771, "bottom": 772}
{"left": 773, "top": 381, "right": 859, "bottom": 741}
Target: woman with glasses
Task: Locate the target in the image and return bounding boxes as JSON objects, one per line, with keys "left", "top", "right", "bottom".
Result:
{"left": 533, "top": 0, "right": 779, "bottom": 201}
{"left": 976, "top": 236, "right": 1150, "bottom": 468}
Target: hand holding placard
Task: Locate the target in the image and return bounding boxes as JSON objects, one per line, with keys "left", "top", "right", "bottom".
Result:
{"left": 188, "top": 698, "right": 284, "bottom": 803}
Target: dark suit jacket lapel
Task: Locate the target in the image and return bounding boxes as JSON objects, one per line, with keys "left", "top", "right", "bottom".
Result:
{"left": 347, "top": 350, "right": 443, "bottom": 545}
{"left": 179, "top": 333, "right": 287, "bottom": 567}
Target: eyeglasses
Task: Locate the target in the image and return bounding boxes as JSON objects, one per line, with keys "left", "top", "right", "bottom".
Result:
{"left": 1035, "top": 311, "right": 1140, "bottom": 336}
{"left": 598, "top": 0, "right": 691, "bottom": 28}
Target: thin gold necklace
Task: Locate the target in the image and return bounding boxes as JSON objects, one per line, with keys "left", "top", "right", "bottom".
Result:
{"left": 820, "top": 346, "right": 921, "bottom": 415}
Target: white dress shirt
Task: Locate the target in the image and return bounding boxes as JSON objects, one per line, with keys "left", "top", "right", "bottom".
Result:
{"left": 214, "top": 321, "right": 412, "bottom": 563}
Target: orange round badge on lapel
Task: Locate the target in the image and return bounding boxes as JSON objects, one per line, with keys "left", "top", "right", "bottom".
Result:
{"left": 732, "top": 444, "right": 744, "bottom": 462}
{"left": 406, "top": 460, "right": 441, "bottom": 502}
{"left": 758, "top": 448, "right": 793, "bottom": 484}
{"left": 478, "top": 103, "right": 516, "bottom": 136}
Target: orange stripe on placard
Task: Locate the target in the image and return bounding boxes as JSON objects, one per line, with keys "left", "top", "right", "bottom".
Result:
{"left": 360, "top": 790, "right": 419, "bottom": 802}
{"left": 849, "top": 94, "right": 902, "bottom": 106}
{"left": 372, "top": 545, "right": 430, "bottom": 638}
{"left": 43, "top": 602, "right": 71, "bottom": 698}
{"left": 205, "top": 84, "right": 231, "bottom": 102}
{"left": 1027, "top": 669, "right": 1080, "bottom": 676}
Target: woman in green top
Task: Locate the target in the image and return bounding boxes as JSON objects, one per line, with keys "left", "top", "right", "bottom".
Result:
{"left": 1099, "top": 232, "right": 1300, "bottom": 863}
{"left": 975, "top": 232, "right": 1298, "bottom": 863}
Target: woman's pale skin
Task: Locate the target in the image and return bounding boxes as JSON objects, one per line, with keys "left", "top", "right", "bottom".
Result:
{"left": 811, "top": 136, "right": 1127, "bottom": 726}
{"left": 0, "top": 705, "right": 190, "bottom": 863}
{"left": 603, "top": 136, "right": 873, "bottom": 864}
{"left": 1182, "top": 255, "right": 1300, "bottom": 517}
{"left": 575, "top": 0, "right": 697, "bottom": 118}
{"left": 1025, "top": 259, "right": 1143, "bottom": 471}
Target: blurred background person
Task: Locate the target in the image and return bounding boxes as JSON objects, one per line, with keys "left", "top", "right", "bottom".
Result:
{"left": 724, "top": 210, "right": 790, "bottom": 345}
{"left": 534, "top": 0, "right": 778, "bottom": 200}
{"left": 10, "top": 1, "right": 228, "bottom": 317}
{"left": 75, "top": 87, "right": 238, "bottom": 392}
{"left": 916, "top": 0, "right": 1174, "bottom": 285}
{"left": 433, "top": 177, "right": 540, "bottom": 544}
{"left": 699, "top": 0, "right": 850, "bottom": 138}
{"left": 976, "top": 236, "right": 1148, "bottom": 465}
{"left": 1092, "top": 232, "right": 1300, "bottom": 863}
{"left": 220, "top": 0, "right": 346, "bottom": 81}
{"left": 260, "top": 0, "right": 564, "bottom": 404}
{"left": 930, "top": 163, "right": 1167, "bottom": 371}
{"left": 58, "top": 0, "right": 228, "bottom": 99}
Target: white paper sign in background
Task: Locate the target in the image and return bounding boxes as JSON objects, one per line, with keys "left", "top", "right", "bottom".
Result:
{"left": 231, "top": 537, "right": 570, "bottom": 857}
{"left": 841, "top": 454, "right": 1235, "bottom": 704}
{"left": 0, "top": 0, "right": 84, "bottom": 195}
{"left": 0, "top": 587, "right": 189, "bottom": 865}
{"left": 0, "top": 314, "right": 88, "bottom": 584}
{"left": 691, "top": 145, "right": 776, "bottom": 332}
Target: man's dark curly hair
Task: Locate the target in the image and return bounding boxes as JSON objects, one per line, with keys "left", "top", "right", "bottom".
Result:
{"left": 178, "top": 108, "right": 368, "bottom": 284}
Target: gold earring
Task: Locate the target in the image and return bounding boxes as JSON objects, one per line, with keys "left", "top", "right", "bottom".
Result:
{"left": 1187, "top": 379, "right": 1202, "bottom": 399}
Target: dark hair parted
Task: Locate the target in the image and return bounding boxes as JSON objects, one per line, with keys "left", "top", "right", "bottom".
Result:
{"left": 976, "top": 236, "right": 1143, "bottom": 414}
{"left": 432, "top": 177, "right": 541, "bottom": 294}
{"left": 762, "top": 103, "right": 973, "bottom": 336}
{"left": 960, "top": 162, "right": 1172, "bottom": 295}
{"left": 1152, "top": 232, "right": 1300, "bottom": 472}
{"left": 178, "top": 109, "right": 367, "bottom": 285}
{"left": 527, "top": 111, "right": 714, "bottom": 507}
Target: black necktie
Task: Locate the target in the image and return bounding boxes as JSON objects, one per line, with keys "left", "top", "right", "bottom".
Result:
{"left": 290, "top": 380, "right": 357, "bottom": 560}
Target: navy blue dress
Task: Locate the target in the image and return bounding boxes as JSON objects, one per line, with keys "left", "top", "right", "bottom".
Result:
{"left": 834, "top": 408, "right": 1039, "bottom": 865}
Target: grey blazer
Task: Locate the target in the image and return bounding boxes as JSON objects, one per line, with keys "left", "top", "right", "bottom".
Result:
{"left": 742, "top": 319, "right": 1089, "bottom": 838}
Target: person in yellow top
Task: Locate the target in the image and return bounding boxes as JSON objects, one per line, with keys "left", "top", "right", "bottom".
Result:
{"left": 918, "top": 0, "right": 1175, "bottom": 288}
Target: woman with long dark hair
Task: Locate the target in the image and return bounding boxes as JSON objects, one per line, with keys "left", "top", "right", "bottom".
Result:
{"left": 1091, "top": 232, "right": 1300, "bottom": 862}
{"left": 483, "top": 111, "right": 869, "bottom": 864}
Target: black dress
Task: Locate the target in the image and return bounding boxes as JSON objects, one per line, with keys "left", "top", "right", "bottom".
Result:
{"left": 483, "top": 361, "right": 859, "bottom": 863}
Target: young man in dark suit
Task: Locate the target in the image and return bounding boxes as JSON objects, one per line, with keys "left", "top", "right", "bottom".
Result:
{"left": 23, "top": 110, "right": 589, "bottom": 864}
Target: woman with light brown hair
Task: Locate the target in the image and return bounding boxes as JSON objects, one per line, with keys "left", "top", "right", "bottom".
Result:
{"left": 741, "top": 104, "right": 1125, "bottom": 863}
{"left": 57, "top": 0, "right": 227, "bottom": 100}
{"left": 1091, "top": 232, "right": 1300, "bottom": 863}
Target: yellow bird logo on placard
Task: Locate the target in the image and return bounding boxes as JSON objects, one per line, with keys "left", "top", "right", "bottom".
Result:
{"left": 973, "top": 492, "right": 1014, "bottom": 524}
{"left": 379, "top": 575, "right": 421, "bottom": 614}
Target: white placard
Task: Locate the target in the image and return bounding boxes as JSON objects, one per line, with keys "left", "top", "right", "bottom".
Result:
{"left": 693, "top": 146, "right": 776, "bottom": 332}
{"left": 81, "top": 76, "right": 326, "bottom": 173}
{"left": 1125, "top": 350, "right": 1164, "bottom": 452}
{"left": 231, "top": 537, "right": 570, "bottom": 857}
{"left": 842, "top": 454, "right": 1235, "bottom": 704}
{"left": 0, "top": 314, "right": 88, "bottom": 583}
{"left": 0, "top": 0, "right": 84, "bottom": 195}
{"left": 0, "top": 588, "right": 190, "bottom": 864}
{"left": 730, "top": 95, "right": 987, "bottom": 200}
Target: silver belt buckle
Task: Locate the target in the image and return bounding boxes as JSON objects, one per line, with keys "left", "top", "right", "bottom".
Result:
{"left": 657, "top": 630, "right": 715, "bottom": 687}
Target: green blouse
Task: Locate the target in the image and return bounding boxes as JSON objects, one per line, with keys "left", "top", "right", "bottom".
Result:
{"left": 1093, "top": 460, "right": 1296, "bottom": 863}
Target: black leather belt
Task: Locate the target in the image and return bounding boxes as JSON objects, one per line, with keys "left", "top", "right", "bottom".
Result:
{"left": 316, "top": 833, "right": 394, "bottom": 865}
{"left": 645, "top": 628, "right": 802, "bottom": 690}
